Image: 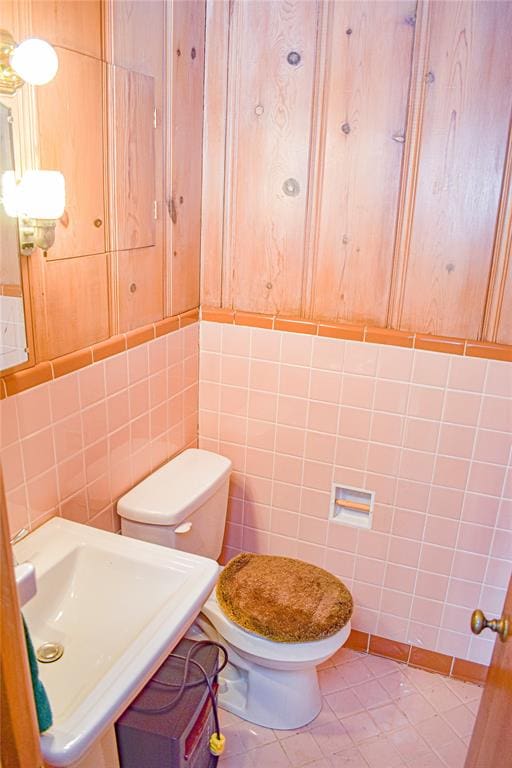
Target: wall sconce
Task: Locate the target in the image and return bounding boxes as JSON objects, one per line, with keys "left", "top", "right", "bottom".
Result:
{"left": 0, "top": 29, "right": 58, "bottom": 95}
{"left": 1, "top": 170, "right": 65, "bottom": 255}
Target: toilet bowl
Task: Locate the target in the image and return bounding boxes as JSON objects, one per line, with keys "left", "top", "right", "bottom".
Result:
{"left": 117, "top": 448, "right": 352, "bottom": 729}
{"left": 192, "top": 589, "right": 351, "bottom": 729}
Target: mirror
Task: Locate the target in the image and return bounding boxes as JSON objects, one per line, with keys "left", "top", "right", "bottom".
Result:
{"left": 0, "top": 98, "right": 29, "bottom": 372}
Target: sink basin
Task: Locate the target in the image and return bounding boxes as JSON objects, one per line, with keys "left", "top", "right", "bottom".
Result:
{"left": 14, "top": 518, "right": 219, "bottom": 767}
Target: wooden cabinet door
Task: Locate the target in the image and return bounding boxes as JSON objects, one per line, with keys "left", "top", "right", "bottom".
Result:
{"left": 29, "top": 251, "right": 110, "bottom": 360}
{"left": 37, "top": 47, "right": 106, "bottom": 261}
{"left": 117, "top": 246, "right": 163, "bottom": 332}
{"left": 465, "top": 576, "right": 512, "bottom": 767}
{"left": 110, "top": 66, "right": 156, "bottom": 252}
{"left": 0, "top": 470, "right": 42, "bottom": 768}
{"left": 168, "top": 0, "right": 205, "bottom": 316}
{"left": 496, "top": 266, "right": 512, "bottom": 345}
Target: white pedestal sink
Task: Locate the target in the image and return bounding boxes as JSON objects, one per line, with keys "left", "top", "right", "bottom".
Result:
{"left": 14, "top": 518, "right": 220, "bottom": 768}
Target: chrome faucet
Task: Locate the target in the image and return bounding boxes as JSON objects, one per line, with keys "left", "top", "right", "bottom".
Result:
{"left": 10, "top": 526, "right": 29, "bottom": 565}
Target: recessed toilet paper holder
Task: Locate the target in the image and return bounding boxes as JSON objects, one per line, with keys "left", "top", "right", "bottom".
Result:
{"left": 329, "top": 485, "right": 374, "bottom": 529}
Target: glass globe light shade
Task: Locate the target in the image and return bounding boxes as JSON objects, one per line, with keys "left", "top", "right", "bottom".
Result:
{"left": 10, "top": 38, "right": 58, "bottom": 86}
{"left": 1, "top": 171, "right": 20, "bottom": 218}
{"left": 18, "top": 171, "right": 65, "bottom": 219}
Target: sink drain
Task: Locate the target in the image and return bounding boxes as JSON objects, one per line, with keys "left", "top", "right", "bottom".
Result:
{"left": 36, "top": 641, "right": 64, "bottom": 663}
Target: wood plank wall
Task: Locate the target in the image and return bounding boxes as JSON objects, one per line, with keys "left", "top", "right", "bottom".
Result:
{"left": 2, "top": 0, "right": 205, "bottom": 365}
{"left": 201, "top": 0, "right": 512, "bottom": 347}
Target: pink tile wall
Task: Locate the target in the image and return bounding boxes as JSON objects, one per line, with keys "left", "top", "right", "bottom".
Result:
{"left": 1, "top": 324, "right": 199, "bottom": 536}
{"left": 199, "top": 322, "right": 512, "bottom": 665}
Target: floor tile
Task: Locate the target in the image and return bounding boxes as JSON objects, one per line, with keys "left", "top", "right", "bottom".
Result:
{"left": 331, "top": 648, "right": 365, "bottom": 666}
{"left": 387, "top": 725, "right": 431, "bottom": 763}
{"left": 310, "top": 719, "right": 353, "bottom": 757}
{"left": 358, "top": 734, "right": 406, "bottom": 767}
{"left": 420, "top": 680, "right": 462, "bottom": 713}
{"left": 248, "top": 740, "right": 292, "bottom": 767}
{"left": 338, "top": 659, "right": 375, "bottom": 686}
{"left": 342, "top": 711, "right": 381, "bottom": 743}
{"left": 444, "top": 677, "right": 483, "bottom": 704}
{"left": 319, "top": 665, "right": 349, "bottom": 694}
{"left": 397, "top": 692, "right": 436, "bottom": 725}
{"left": 280, "top": 732, "right": 324, "bottom": 766}
{"left": 368, "top": 702, "right": 408, "bottom": 733}
{"left": 219, "top": 750, "right": 255, "bottom": 768}
{"left": 442, "top": 704, "right": 476, "bottom": 739}
{"left": 404, "top": 750, "right": 444, "bottom": 768}
{"left": 216, "top": 652, "right": 481, "bottom": 768}
{"left": 238, "top": 720, "right": 277, "bottom": 751}
{"left": 352, "top": 678, "right": 392, "bottom": 709}
{"left": 329, "top": 746, "right": 370, "bottom": 767}
{"left": 379, "top": 670, "right": 417, "bottom": 700}
{"left": 326, "top": 688, "right": 365, "bottom": 719}
{"left": 433, "top": 737, "right": 467, "bottom": 768}
{"left": 363, "top": 654, "right": 401, "bottom": 678}
{"left": 415, "top": 715, "right": 458, "bottom": 749}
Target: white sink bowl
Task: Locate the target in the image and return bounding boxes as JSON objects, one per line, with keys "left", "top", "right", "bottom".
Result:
{"left": 14, "top": 518, "right": 219, "bottom": 767}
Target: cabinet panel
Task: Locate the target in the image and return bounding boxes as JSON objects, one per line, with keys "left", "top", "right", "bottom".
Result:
{"left": 37, "top": 47, "right": 106, "bottom": 261}
{"left": 311, "top": 1, "right": 415, "bottom": 325}
{"left": 30, "top": 1, "right": 102, "bottom": 59}
{"left": 400, "top": 1, "right": 512, "bottom": 338}
{"left": 200, "top": 0, "right": 229, "bottom": 308}
{"left": 496, "top": 263, "right": 512, "bottom": 345}
{"left": 106, "top": 0, "right": 164, "bottom": 77}
{"left": 118, "top": 246, "right": 164, "bottom": 332}
{"left": 30, "top": 253, "right": 109, "bottom": 360}
{"left": 111, "top": 66, "right": 156, "bottom": 252}
{"left": 226, "top": 0, "right": 318, "bottom": 316}
{"left": 168, "top": 0, "right": 205, "bottom": 315}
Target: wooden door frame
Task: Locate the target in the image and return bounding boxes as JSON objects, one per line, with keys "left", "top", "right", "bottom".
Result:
{"left": 0, "top": 467, "right": 42, "bottom": 768}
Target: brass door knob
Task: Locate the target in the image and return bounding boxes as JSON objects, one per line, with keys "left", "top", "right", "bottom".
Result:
{"left": 471, "top": 609, "right": 509, "bottom": 642}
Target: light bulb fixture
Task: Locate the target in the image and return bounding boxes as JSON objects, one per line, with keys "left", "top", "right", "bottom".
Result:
{"left": 1, "top": 170, "right": 65, "bottom": 255}
{"left": 0, "top": 29, "right": 58, "bottom": 95}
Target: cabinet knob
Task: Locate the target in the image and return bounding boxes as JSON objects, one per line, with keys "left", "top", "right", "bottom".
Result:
{"left": 94, "top": 218, "right": 103, "bottom": 228}
{"left": 471, "top": 609, "right": 509, "bottom": 642}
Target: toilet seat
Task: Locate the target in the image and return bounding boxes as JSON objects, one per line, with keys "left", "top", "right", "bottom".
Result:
{"left": 202, "top": 589, "right": 350, "bottom": 667}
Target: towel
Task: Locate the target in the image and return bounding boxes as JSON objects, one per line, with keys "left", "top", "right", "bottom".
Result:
{"left": 22, "top": 616, "right": 53, "bottom": 732}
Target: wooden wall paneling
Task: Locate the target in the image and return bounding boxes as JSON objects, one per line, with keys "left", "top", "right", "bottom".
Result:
{"left": 110, "top": 65, "right": 156, "bottom": 252}
{"left": 301, "top": 0, "right": 330, "bottom": 320}
{"left": 28, "top": 251, "right": 110, "bottom": 360}
{"left": 0, "top": 469, "right": 42, "bottom": 768}
{"left": 36, "top": 47, "right": 106, "bottom": 261}
{"left": 308, "top": 0, "right": 416, "bottom": 326}
{"left": 399, "top": 1, "right": 512, "bottom": 339}
{"left": 104, "top": 0, "right": 165, "bottom": 245}
{"left": 167, "top": 0, "right": 206, "bottom": 316}
{"left": 200, "top": 0, "right": 230, "bottom": 308}
{"left": 117, "top": 245, "right": 164, "bottom": 332}
{"left": 482, "top": 122, "right": 512, "bottom": 345}
{"left": 222, "top": 0, "right": 319, "bottom": 316}
{"left": 104, "top": 0, "right": 165, "bottom": 332}
{"left": 496, "top": 264, "right": 512, "bottom": 345}
{"left": 0, "top": 0, "right": 16, "bottom": 37}
{"left": 387, "top": 0, "right": 431, "bottom": 329}
{"left": 104, "top": 0, "right": 165, "bottom": 78}
{"left": 30, "top": 0, "right": 102, "bottom": 59}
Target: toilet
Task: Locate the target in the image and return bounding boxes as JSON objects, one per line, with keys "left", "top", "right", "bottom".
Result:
{"left": 117, "top": 448, "right": 352, "bottom": 729}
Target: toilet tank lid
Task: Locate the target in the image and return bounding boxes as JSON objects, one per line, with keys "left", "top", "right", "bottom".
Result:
{"left": 117, "top": 449, "right": 232, "bottom": 526}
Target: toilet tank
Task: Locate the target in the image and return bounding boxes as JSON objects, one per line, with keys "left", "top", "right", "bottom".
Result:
{"left": 117, "top": 449, "right": 232, "bottom": 560}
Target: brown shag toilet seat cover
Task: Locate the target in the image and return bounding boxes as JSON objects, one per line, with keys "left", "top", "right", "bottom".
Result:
{"left": 216, "top": 552, "right": 353, "bottom": 642}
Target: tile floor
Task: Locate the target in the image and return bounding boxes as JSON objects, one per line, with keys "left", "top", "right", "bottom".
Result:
{"left": 217, "top": 648, "right": 483, "bottom": 768}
